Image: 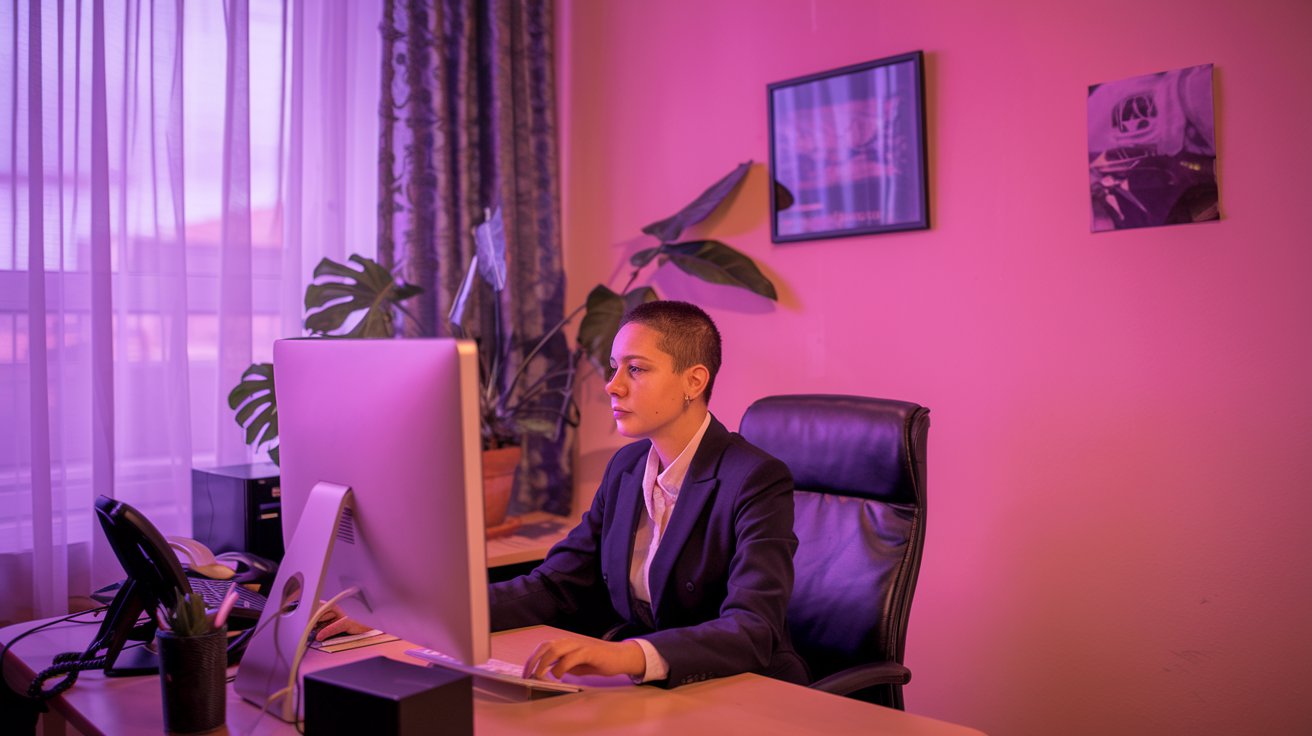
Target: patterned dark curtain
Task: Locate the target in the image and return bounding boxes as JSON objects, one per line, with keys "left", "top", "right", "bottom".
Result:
{"left": 376, "top": 0, "right": 570, "bottom": 514}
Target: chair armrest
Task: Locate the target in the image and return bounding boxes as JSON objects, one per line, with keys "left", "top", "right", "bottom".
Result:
{"left": 810, "top": 661, "right": 911, "bottom": 696}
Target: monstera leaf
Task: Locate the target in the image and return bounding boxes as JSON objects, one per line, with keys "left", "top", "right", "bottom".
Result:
{"left": 641, "top": 161, "right": 752, "bottom": 243}
{"left": 573, "top": 164, "right": 776, "bottom": 378}
{"left": 661, "top": 240, "right": 777, "bottom": 301}
{"left": 576, "top": 285, "right": 658, "bottom": 374}
{"left": 303, "top": 254, "right": 423, "bottom": 337}
{"left": 227, "top": 254, "right": 424, "bottom": 465}
{"left": 227, "top": 362, "right": 280, "bottom": 465}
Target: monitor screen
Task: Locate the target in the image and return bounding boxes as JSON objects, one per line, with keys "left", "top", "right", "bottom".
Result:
{"left": 235, "top": 338, "right": 488, "bottom": 720}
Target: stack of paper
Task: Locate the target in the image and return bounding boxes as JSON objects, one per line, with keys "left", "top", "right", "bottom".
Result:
{"left": 308, "top": 629, "right": 399, "bottom": 653}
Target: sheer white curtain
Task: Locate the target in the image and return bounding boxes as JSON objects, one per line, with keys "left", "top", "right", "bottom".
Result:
{"left": 0, "top": 0, "right": 380, "bottom": 624}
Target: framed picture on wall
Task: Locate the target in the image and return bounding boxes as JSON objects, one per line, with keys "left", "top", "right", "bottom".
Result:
{"left": 767, "top": 51, "right": 930, "bottom": 243}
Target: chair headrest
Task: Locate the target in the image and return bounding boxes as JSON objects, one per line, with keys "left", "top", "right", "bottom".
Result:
{"left": 739, "top": 394, "right": 929, "bottom": 504}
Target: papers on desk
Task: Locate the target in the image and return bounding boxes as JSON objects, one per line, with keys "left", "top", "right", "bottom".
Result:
{"left": 308, "top": 629, "right": 399, "bottom": 653}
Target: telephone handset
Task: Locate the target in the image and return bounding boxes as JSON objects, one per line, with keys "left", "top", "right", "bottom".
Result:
{"left": 25, "top": 496, "right": 194, "bottom": 700}
{"left": 167, "top": 536, "right": 237, "bottom": 579}
{"left": 166, "top": 535, "right": 279, "bottom": 587}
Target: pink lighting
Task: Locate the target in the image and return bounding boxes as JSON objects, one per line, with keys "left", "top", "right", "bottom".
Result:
{"left": 557, "top": 1, "right": 1312, "bottom": 734}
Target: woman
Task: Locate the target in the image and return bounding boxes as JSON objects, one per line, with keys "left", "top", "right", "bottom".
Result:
{"left": 492, "top": 300, "right": 807, "bottom": 687}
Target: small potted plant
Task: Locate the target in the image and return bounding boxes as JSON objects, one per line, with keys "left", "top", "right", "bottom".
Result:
{"left": 155, "top": 591, "right": 230, "bottom": 734}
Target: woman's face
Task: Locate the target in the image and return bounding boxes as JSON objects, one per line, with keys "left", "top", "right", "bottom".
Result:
{"left": 605, "top": 323, "right": 690, "bottom": 442}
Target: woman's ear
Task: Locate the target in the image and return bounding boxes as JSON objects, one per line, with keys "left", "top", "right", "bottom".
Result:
{"left": 683, "top": 364, "right": 710, "bottom": 402}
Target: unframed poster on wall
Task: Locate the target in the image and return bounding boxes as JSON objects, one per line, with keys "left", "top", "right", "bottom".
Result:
{"left": 1087, "top": 63, "right": 1220, "bottom": 232}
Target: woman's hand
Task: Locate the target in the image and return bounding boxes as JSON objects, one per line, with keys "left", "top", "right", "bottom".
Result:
{"left": 313, "top": 603, "right": 372, "bottom": 641}
{"left": 522, "top": 636, "right": 646, "bottom": 680}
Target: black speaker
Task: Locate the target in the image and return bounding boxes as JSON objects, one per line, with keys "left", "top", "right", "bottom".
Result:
{"left": 304, "top": 656, "right": 473, "bottom": 736}
{"left": 191, "top": 463, "right": 284, "bottom": 561}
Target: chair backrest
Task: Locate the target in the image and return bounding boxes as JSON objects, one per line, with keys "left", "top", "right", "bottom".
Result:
{"left": 739, "top": 394, "right": 929, "bottom": 682}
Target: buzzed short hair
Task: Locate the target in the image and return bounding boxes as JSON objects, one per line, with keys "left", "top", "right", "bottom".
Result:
{"left": 618, "top": 300, "right": 722, "bottom": 403}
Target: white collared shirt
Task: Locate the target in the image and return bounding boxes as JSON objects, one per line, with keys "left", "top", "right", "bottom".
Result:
{"left": 628, "top": 412, "right": 712, "bottom": 683}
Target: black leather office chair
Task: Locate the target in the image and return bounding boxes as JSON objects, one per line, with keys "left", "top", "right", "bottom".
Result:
{"left": 739, "top": 394, "right": 929, "bottom": 710}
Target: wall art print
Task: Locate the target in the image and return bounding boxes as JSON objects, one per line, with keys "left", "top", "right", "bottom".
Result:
{"left": 768, "top": 51, "right": 929, "bottom": 242}
{"left": 1087, "top": 63, "right": 1219, "bottom": 232}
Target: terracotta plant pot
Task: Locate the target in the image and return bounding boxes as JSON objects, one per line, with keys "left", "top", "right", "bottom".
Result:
{"left": 482, "top": 445, "right": 521, "bottom": 529}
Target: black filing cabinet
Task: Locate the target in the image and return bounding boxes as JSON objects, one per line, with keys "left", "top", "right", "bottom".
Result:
{"left": 191, "top": 463, "right": 284, "bottom": 561}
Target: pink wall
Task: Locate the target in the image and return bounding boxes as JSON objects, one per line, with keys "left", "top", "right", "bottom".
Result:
{"left": 556, "top": 1, "right": 1312, "bottom": 733}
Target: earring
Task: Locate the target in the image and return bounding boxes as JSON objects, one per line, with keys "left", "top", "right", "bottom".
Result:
{"left": 683, "top": 395, "right": 693, "bottom": 405}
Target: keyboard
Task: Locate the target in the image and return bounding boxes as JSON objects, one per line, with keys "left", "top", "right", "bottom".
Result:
{"left": 405, "top": 648, "right": 583, "bottom": 693}
{"left": 478, "top": 657, "right": 535, "bottom": 677}
{"left": 189, "top": 577, "right": 266, "bottom": 613}
{"left": 91, "top": 577, "right": 266, "bottom": 613}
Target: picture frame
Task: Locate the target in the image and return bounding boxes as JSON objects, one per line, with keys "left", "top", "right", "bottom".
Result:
{"left": 767, "top": 51, "right": 930, "bottom": 242}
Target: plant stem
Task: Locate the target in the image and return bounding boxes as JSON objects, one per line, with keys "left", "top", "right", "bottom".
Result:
{"left": 500, "top": 307, "right": 584, "bottom": 404}
{"left": 394, "top": 302, "right": 421, "bottom": 334}
{"left": 501, "top": 257, "right": 652, "bottom": 403}
{"left": 507, "top": 367, "right": 578, "bottom": 411}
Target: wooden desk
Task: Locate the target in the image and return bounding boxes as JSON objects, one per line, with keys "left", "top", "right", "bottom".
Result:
{"left": 3, "top": 615, "right": 985, "bottom": 736}
{"left": 486, "top": 511, "right": 573, "bottom": 568}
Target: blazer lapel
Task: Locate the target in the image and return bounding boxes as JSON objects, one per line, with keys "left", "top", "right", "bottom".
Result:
{"left": 647, "top": 418, "right": 729, "bottom": 616}
{"left": 604, "top": 450, "right": 646, "bottom": 623}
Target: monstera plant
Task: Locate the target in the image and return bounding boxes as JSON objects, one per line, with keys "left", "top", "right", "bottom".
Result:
{"left": 451, "top": 160, "right": 777, "bottom": 453}
{"left": 576, "top": 160, "right": 777, "bottom": 373}
{"left": 226, "top": 255, "right": 424, "bottom": 464}
{"left": 229, "top": 160, "right": 776, "bottom": 465}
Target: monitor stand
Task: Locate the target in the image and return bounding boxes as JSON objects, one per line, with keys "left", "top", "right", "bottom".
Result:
{"left": 234, "top": 481, "right": 354, "bottom": 723}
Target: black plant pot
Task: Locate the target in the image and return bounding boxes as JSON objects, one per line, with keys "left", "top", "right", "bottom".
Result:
{"left": 157, "top": 627, "right": 228, "bottom": 733}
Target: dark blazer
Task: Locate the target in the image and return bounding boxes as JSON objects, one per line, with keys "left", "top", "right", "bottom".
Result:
{"left": 489, "top": 416, "right": 809, "bottom": 687}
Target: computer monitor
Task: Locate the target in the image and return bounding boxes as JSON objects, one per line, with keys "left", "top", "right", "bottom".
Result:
{"left": 234, "top": 338, "right": 489, "bottom": 721}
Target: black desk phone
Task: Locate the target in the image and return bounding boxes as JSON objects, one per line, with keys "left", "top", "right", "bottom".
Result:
{"left": 24, "top": 496, "right": 272, "bottom": 700}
